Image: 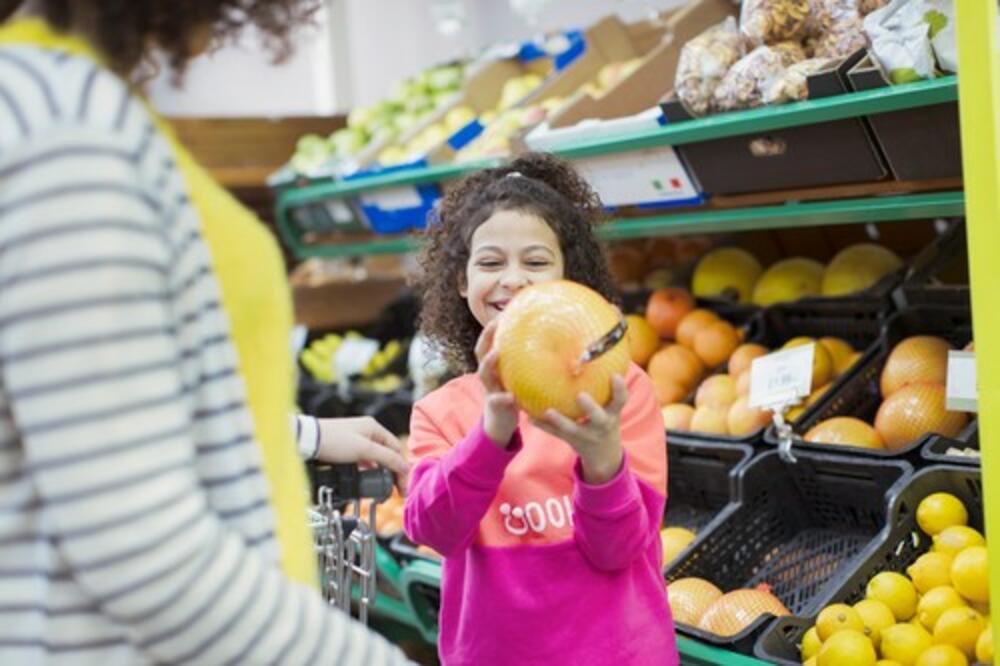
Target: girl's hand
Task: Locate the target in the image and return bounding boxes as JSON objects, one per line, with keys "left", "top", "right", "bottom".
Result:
{"left": 476, "top": 320, "right": 519, "bottom": 448}
{"left": 533, "top": 375, "right": 628, "bottom": 485}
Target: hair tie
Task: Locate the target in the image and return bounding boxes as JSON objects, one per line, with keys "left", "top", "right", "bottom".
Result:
{"left": 505, "top": 171, "right": 524, "bottom": 179}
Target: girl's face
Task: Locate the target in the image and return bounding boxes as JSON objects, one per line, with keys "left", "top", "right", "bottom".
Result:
{"left": 460, "top": 209, "right": 565, "bottom": 328}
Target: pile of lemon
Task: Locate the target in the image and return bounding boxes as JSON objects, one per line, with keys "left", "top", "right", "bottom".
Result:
{"left": 800, "top": 491, "right": 991, "bottom": 666}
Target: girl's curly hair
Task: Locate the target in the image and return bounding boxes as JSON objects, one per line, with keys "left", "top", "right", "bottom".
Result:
{"left": 414, "top": 152, "right": 619, "bottom": 374}
{"left": 2, "top": 0, "right": 319, "bottom": 78}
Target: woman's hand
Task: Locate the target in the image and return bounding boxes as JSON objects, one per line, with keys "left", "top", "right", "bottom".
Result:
{"left": 316, "top": 416, "right": 409, "bottom": 491}
{"left": 476, "top": 320, "right": 519, "bottom": 448}
{"left": 533, "top": 375, "right": 628, "bottom": 485}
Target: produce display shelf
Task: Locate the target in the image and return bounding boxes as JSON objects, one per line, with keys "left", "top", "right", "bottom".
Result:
{"left": 280, "top": 190, "right": 964, "bottom": 258}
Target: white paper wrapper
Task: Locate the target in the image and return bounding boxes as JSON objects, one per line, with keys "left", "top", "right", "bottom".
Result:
{"left": 863, "top": 0, "right": 936, "bottom": 84}
{"left": 923, "top": 0, "right": 956, "bottom": 73}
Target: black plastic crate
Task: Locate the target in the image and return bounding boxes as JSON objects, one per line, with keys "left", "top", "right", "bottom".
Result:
{"left": 663, "top": 436, "right": 753, "bottom": 535}
{"left": 922, "top": 422, "right": 981, "bottom": 467}
{"left": 765, "top": 304, "right": 975, "bottom": 460}
{"left": 664, "top": 449, "right": 912, "bottom": 655}
{"left": 895, "top": 221, "right": 969, "bottom": 309}
{"left": 388, "top": 532, "right": 442, "bottom": 566}
{"left": 755, "top": 465, "right": 982, "bottom": 665}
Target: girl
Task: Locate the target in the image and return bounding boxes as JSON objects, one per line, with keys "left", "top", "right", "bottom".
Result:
{"left": 404, "top": 153, "right": 678, "bottom": 665}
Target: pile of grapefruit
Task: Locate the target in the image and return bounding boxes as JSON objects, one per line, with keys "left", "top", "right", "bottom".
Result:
{"left": 668, "top": 578, "right": 790, "bottom": 638}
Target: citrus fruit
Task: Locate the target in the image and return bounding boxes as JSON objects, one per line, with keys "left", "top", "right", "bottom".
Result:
{"left": 950, "top": 546, "right": 989, "bottom": 604}
{"left": 822, "top": 243, "right": 903, "bottom": 297}
{"left": 876, "top": 661, "right": 904, "bottom": 666}
{"left": 651, "top": 376, "right": 687, "bottom": 405}
{"left": 728, "top": 343, "right": 769, "bottom": 377}
{"left": 917, "top": 493, "right": 969, "bottom": 537}
{"left": 914, "top": 644, "right": 968, "bottom": 666}
{"left": 868, "top": 572, "right": 919, "bottom": 621}
{"left": 801, "top": 625, "right": 823, "bottom": 661}
{"left": 695, "top": 374, "right": 738, "bottom": 409}
{"left": 645, "top": 288, "right": 695, "bottom": 340}
{"left": 661, "top": 403, "right": 695, "bottom": 430}
{"left": 693, "top": 320, "right": 740, "bottom": 368}
{"left": 803, "top": 657, "right": 817, "bottom": 666}
{"left": 689, "top": 406, "right": 729, "bottom": 435}
{"left": 660, "top": 527, "right": 696, "bottom": 566}
{"left": 698, "top": 585, "right": 790, "bottom": 637}
{"left": 817, "top": 603, "right": 866, "bottom": 641}
{"left": 676, "top": 308, "right": 721, "bottom": 349}
{"left": 880, "top": 336, "right": 952, "bottom": 398}
{"left": 692, "top": 247, "right": 763, "bottom": 304}
{"left": 916, "top": 586, "right": 968, "bottom": 631}
{"left": 752, "top": 257, "right": 825, "bottom": 306}
{"left": 875, "top": 383, "right": 969, "bottom": 451}
{"left": 975, "top": 625, "right": 992, "bottom": 663}
{"left": 625, "top": 315, "right": 660, "bottom": 367}
{"left": 932, "top": 606, "right": 985, "bottom": 659}
{"left": 727, "top": 396, "right": 772, "bottom": 436}
{"left": 881, "top": 622, "right": 934, "bottom": 665}
{"left": 781, "top": 336, "right": 834, "bottom": 389}
{"left": 496, "top": 281, "right": 630, "bottom": 419}
{"left": 735, "top": 368, "right": 752, "bottom": 396}
{"left": 817, "top": 629, "right": 877, "bottom": 666}
{"left": 820, "top": 337, "right": 856, "bottom": 376}
{"left": 855, "top": 598, "right": 897, "bottom": 648}
{"left": 805, "top": 417, "right": 885, "bottom": 450}
{"left": 908, "top": 552, "right": 957, "bottom": 594}
{"left": 648, "top": 344, "right": 705, "bottom": 392}
{"left": 934, "top": 527, "right": 986, "bottom": 558}
{"left": 667, "top": 577, "right": 722, "bottom": 626}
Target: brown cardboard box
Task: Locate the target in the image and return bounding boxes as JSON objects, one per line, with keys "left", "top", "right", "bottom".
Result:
{"left": 290, "top": 259, "right": 409, "bottom": 330}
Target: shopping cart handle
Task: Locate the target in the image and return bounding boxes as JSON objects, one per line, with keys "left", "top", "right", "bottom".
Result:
{"left": 310, "top": 463, "right": 395, "bottom": 503}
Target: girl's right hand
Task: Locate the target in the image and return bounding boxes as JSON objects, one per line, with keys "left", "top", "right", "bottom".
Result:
{"left": 476, "top": 320, "right": 519, "bottom": 448}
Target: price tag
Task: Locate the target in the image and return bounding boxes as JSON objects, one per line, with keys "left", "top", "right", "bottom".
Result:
{"left": 749, "top": 344, "right": 815, "bottom": 409}
{"left": 946, "top": 350, "right": 977, "bottom": 412}
{"left": 360, "top": 186, "right": 423, "bottom": 210}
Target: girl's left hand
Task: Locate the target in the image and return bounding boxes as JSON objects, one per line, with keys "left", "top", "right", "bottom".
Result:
{"left": 532, "top": 375, "right": 628, "bottom": 485}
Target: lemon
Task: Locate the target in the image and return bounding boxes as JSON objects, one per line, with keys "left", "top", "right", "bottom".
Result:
{"left": 975, "top": 624, "right": 992, "bottom": 663}
{"left": 876, "top": 661, "right": 904, "bottom": 666}
{"left": 817, "top": 629, "right": 877, "bottom": 666}
{"left": 917, "top": 586, "right": 968, "bottom": 631}
{"left": 869, "top": 572, "right": 920, "bottom": 621}
{"left": 933, "top": 606, "right": 985, "bottom": 659}
{"left": 917, "top": 493, "right": 969, "bottom": 537}
{"left": 817, "top": 603, "right": 865, "bottom": 641}
{"left": 933, "top": 526, "right": 986, "bottom": 558}
{"left": 660, "top": 527, "right": 696, "bottom": 565}
{"left": 803, "top": 657, "right": 817, "bottom": 666}
{"left": 908, "top": 552, "right": 956, "bottom": 594}
{"left": 801, "top": 625, "right": 822, "bottom": 661}
{"left": 855, "top": 598, "right": 897, "bottom": 648}
{"left": 914, "top": 644, "right": 968, "bottom": 666}
{"left": 950, "top": 546, "right": 989, "bottom": 604}
{"left": 881, "top": 622, "right": 933, "bottom": 665}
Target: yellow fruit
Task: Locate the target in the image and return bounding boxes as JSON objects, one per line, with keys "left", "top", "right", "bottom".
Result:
{"left": 822, "top": 243, "right": 903, "bottom": 297}
{"left": 803, "top": 657, "right": 817, "bottom": 666}
{"left": 875, "top": 383, "right": 969, "bottom": 452}
{"left": 727, "top": 396, "right": 773, "bottom": 436}
{"left": 914, "top": 644, "right": 968, "bottom": 666}
{"left": 820, "top": 337, "right": 856, "bottom": 376}
{"left": 782, "top": 336, "right": 833, "bottom": 389}
{"left": 880, "top": 622, "right": 934, "bottom": 665}
{"left": 690, "top": 406, "right": 730, "bottom": 435}
{"left": 805, "top": 416, "right": 885, "bottom": 450}
{"left": 909, "top": 552, "right": 957, "bottom": 595}
{"left": 692, "top": 247, "right": 763, "bottom": 304}
{"left": 933, "top": 606, "right": 985, "bottom": 659}
{"left": 624, "top": 315, "right": 661, "bottom": 367}
{"left": 817, "top": 603, "right": 866, "bottom": 641}
{"left": 877, "top": 661, "right": 904, "bottom": 666}
{"left": 661, "top": 404, "right": 695, "bottom": 430}
{"left": 917, "top": 586, "right": 968, "bottom": 631}
{"left": 728, "top": 343, "right": 769, "bottom": 378}
{"left": 868, "top": 572, "right": 919, "bottom": 621}
{"left": 950, "top": 546, "right": 989, "bottom": 604}
{"left": 660, "top": 527, "right": 696, "bottom": 565}
{"left": 695, "top": 374, "right": 738, "bottom": 409}
{"left": 934, "top": 527, "right": 986, "bottom": 558}
{"left": 667, "top": 577, "right": 723, "bottom": 626}
{"left": 855, "top": 598, "right": 897, "bottom": 649}
{"left": 802, "top": 626, "right": 823, "bottom": 661}
{"left": 917, "top": 493, "right": 969, "bottom": 537}
{"left": 817, "top": 629, "right": 877, "bottom": 666}
{"left": 975, "top": 625, "right": 992, "bottom": 663}
{"left": 693, "top": 320, "right": 740, "bottom": 368}
{"left": 881, "top": 336, "right": 952, "bottom": 398}
{"left": 751, "top": 257, "right": 825, "bottom": 306}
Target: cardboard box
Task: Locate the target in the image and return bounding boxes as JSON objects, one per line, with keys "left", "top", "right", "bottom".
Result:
{"left": 661, "top": 50, "right": 889, "bottom": 196}
{"left": 290, "top": 259, "right": 409, "bottom": 330}
{"left": 847, "top": 55, "right": 962, "bottom": 181}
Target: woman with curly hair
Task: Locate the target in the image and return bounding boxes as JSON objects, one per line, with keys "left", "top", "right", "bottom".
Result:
{"left": 0, "top": 2, "right": 410, "bottom": 664}
{"left": 405, "top": 153, "right": 678, "bottom": 665}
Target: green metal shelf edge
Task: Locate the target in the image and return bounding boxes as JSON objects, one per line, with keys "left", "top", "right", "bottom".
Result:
{"left": 282, "top": 191, "right": 964, "bottom": 259}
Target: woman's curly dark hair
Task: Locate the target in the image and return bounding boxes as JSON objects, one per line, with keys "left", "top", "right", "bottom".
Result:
{"left": 414, "top": 152, "right": 619, "bottom": 374}
{"left": 1, "top": 0, "right": 319, "bottom": 77}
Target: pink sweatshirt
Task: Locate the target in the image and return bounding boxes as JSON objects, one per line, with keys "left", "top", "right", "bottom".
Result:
{"left": 403, "top": 364, "right": 679, "bottom": 666}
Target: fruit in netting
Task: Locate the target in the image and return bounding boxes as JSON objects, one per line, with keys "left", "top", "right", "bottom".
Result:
{"left": 645, "top": 287, "right": 695, "bottom": 339}
{"left": 727, "top": 397, "right": 772, "bottom": 436}
{"left": 648, "top": 344, "right": 704, "bottom": 392}
{"left": 697, "top": 584, "right": 790, "bottom": 636}
{"left": 495, "top": 280, "right": 629, "bottom": 419}
{"left": 805, "top": 417, "right": 885, "bottom": 450}
{"left": 661, "top": 403, "right": 695, "bottom": 430}
{"left": 695, "top": 374, "right": 738, "bottom": 409}
{"left": 751, "top": 257, "right": 824, "bottom": 306}
{"left": 728, "top": 343, "right": 769, "bottom": 377}
{"left": 881, "top": 336, "right": 952, "bottom": 397}
{"left": 676, "top": 308, "right": 720, "bottom": 348}
{"left": 822, "top": 243, "right": 903, "bottom": 296}
{"left": 660, "top": 527, "right": 696, "bottom": 565}
{"left": 875, "top": 383, "right": 968, "bottom": 451}
{"left": 625, "top": 315, "right": 660, "bottom": 367}
{"left": 692, "top": 247, "right": 763, "bottom": 303}
{"left": 667, "top": 577, "right": 723, "bottom": 626}
{"left": 693, "top": 320, "right": 740, "bottom": 368}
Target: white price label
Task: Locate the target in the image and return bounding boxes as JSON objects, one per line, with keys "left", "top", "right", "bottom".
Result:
{"left": 749, "top": 344, "right": 815, "bottom": 409}
{"left": 574, "top": 146, "right": 700, "bottom": 207}
{"left": 360, "top": 186, "right": 423, "bottom": 210}
{"left": 946, "top": 350, "right": 977, "bottom": 412}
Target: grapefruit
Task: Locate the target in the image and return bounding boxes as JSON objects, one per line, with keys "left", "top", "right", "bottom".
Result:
{"left": 648, "top": 344, "right": 705, "bottom": 392}
{"left": 651, "top": 376, "right": 688, "bottom": 406}
{"left": 645, "top": 288, "right": 696, "bottom": 339}
{"left": 727, "top": 396, "right": 772, "bottom": 436}
{"left": 690, "top": 406, "right": 730, "bottom": 435}
{"left": 822, "top": 244, "right": 903, "bottom": 296}
{"left": 735, "top": 369, "right": 752, "bottom": 396}
{"left": 661, "top": 404, "right": 695, "bottom": 430}
{"left": 728, "top": 343, "right": 769, "bottom": 377}
{"left": 693, "top": 320, "right": 740, "bottom": 368}
{"left": 668, "top": 577, "right": 723, "bottom": 626}
{"left": 660, "top": 527, "right": 696, "bottom": 565}
{"left": 695, "top": 374, "right": 738, "bottom": 409}
{"left": 625, "top": 315, "right": 660, "bottom": 367}
{"left": 692, "top": 247, "right": 763, "bottom": 304}
{"left": 805, "top": 417, "right": 885, "bottom": 449}
{"left": 874, "top": 383, "right": 969, "bottom": 451}
{"left": 820, "top": 337, "right": 856, "bottom": 377}
{"left": 496, "top": 281, "right": 630, "bottom": 419}
{"left": 698, "top": 585, "right": 790, "bottom": 637}
{"left": 676, "top": 308, "right": 721, "bottom": 349}
{"left": 751, "top": 257, "right": 825, "bottom": 306}
{"left": 782, "top": 337, "right": 834, "bottom": 389}
{"left": 881, "top": 336, "right": 952, "bottom": 398}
